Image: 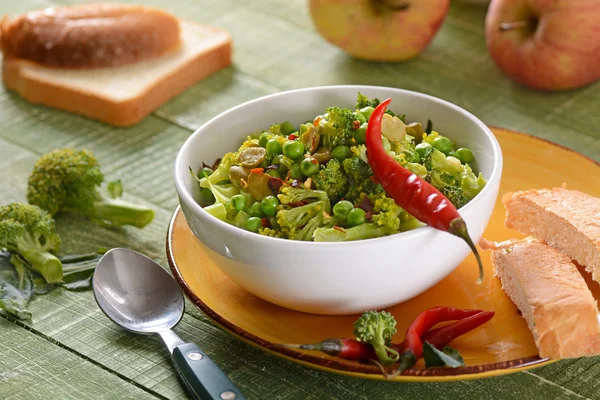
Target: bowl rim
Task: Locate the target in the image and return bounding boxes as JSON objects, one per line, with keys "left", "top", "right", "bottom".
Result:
{"left": 174, "top": 85, "right": 503, "bottom": 248}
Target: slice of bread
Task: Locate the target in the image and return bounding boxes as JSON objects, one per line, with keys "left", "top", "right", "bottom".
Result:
{"left": 503, "top": 188, "right": 600, "bottom": 283}
{"left": 2, "top": 20, "right": 231, "bottom": 126}
{"left": 481, "top": 237, "right": 600, "bottom": 359}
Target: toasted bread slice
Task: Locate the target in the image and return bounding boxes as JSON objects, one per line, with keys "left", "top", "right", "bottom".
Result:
{"left": 481, "top": 237, "right": 600, "bottom": 359}
{"left": 502, "top": 188, "right": 600, "bottom": 283}
{"left": 2, "top": 20, "right": 231, "bottom": 126}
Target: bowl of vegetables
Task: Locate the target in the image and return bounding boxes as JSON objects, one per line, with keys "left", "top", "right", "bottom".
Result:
{"left": 174, "top": 86, "right": 502, "bottom": 315}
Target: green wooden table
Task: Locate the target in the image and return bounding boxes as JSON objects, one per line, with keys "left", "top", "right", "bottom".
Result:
{"left": 1, "top": 1, "right": 599, "bottom": 399}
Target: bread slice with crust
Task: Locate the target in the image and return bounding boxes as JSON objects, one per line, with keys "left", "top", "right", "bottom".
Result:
{"left": 502, "top": 188, "right": 600, "bottom": 283}
{"left": 1, "top": 5, "right": 231, "bottom": 127}
{"left": 481, "top": 237, "right": 600, "bottom": 359}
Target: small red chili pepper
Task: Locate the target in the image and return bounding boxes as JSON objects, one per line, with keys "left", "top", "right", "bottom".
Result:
{"left": 287, "top": 338, "right": 377, "bottom": 361}
{"left": 250, "top": 167, "right": 264, "bottom": 175}
{"left": 288, "top": 134, "right": 298, "bottom": 140}
{"left": 313, "top": 116, "right": 322, "bottom": 126}
{"left": 311, "top": 158, "right": 319, "bottom": 165}
{"left": 395, "top": 306, "right": 483, "bottom": 372}
{"left": 422, "top": 310, "right": 495, "bottom": 349}
{"left": 260, "top": 218, "right": 270, "bottom": 227}
{"left": 365, "top": 99, "right": 484, "bottom": 283}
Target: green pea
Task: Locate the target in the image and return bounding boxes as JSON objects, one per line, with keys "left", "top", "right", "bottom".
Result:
{"left": 432, "top": 136, "right": 453, "bottom": 155}
{"left": 333, "top": 200, "right": 354, "bottom": 219}
{"left": 266, "top": 139, "right": 283, "bottom": 159}
{"left": 382, "top": 136, "right": 391, "bottom": 152}
{"left": 199, "top": 167, "right": 213, "bottom": 179}
{"left": 280, "top": 121, "right": 296, "bottom": 136}
{"left": 456, "top": 148, "right": 474, "bottom": 164}
{"left": 415, "top": 142, "right": 432, "bottom": 158}
{"left": 282, "top": 140, "right": 305, "bottom": 160}
{"left": 354, "top": 111, "right": 367, "bottom": 124}
{"left": 360, "top": 106, "right": 375, "bottom": 120}
{"left": 259, "top": 132, "right": 271, "bottom": 148}
{"left": 347, "top": 208, "right": 366, "bottom": 227}
{"left": 200, "top": 188, "right": 215, "bottom": 205}
{"left": 261, "top": 196, "right": 280, "bottom": 217}
{"left": 245, "top": 217, "right": 262, "bottom": 233}
{"left": 290, "top": 163, "right": 304, "bottom": 180}
{"left": 247, "top": 202, "right": 264, "bottom": 218}
{"left": 300, "top": 157, "right": 320, "bottom": 176}
{"left": 332, "top": 145, "right": 351, "bottom": 161}
{"left": 231, "top": 194, "right": 247, "bottom": 211}
{"left": 354, "top": 123, "right": 368, "bottom": 144}
{"left": 266, "top": 169, "right": 281, "bottom": 179}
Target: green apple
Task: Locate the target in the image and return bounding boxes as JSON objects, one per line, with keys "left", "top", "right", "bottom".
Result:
{"left": 309, "top": 0, "right": 450, "bottom": 62}
{"left": 486, "top": 0, "right": 600, "bottom": 91}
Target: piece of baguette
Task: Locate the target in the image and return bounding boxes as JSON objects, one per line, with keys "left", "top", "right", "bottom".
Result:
{"left": 1, "top": 6, "right": 231, "bottom": 127}
{"left": 503, "top": 188, "right": 600, "bottom": 283}
{"left": 481, "top": 237, "right": 600, "bottom": 359}
{"left": 1, "top": 4, "right": 181, "bottom": 69}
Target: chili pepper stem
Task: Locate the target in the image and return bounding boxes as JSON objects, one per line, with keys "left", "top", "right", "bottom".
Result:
{"left": 448, "top": 218, "right": 484, "bottom": 284}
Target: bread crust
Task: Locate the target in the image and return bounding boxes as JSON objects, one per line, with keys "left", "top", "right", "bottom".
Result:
{"left": 2, "top": 22, "right": 231, "bottom": 126}
{"left": 483, "top": 238, "right": 600, "bottom": 359}
{"left": 503, "top": 188, "right": 600, "bottom": 282}
{"left": 1, "top": 4, "right": 181, "bottom": 69}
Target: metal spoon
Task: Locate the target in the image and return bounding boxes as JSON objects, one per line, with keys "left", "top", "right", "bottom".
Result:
{"left": 92, "top": 248, "right": 245, "bottom": 400}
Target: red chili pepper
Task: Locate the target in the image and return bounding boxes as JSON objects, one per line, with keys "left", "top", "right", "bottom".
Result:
{"left": 422, "top": 310, "right": 495, "bottom": 349}
{"left": 365, "top": 99, "right": 484, "bottom": 283}
{"left": 313, "top": 116, "right": 322, "bottom": 126}
{"left": 286, "top": 338, "right": 377, "bottom": 361}
{"left": 288, "top": 134, "right": 298, "bottom": 140}
{"left": 396, "top": 306, "right": 483, "bottom": 371}
{"left": 250, "top": 167, "right": 264, "bottom": 175}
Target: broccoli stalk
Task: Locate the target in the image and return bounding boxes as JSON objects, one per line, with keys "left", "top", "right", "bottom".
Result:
{"left": 27, "top": 148, "right": 155, "bottom": 229}
{"left": 353, "top": 311, "right": 399, "bottom": 366}
{"left": 0, "top": 203, "right": 62, "bottom": 283}
{"left": 277, "top": 187, "right": 331, "bottom": 212}
{"left": 313, "top": 223, "right": 395, "bottom": 242}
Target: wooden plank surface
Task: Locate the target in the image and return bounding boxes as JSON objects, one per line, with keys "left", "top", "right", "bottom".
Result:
{"left": 1, "top": 0, "right": 600, "bottom": 399}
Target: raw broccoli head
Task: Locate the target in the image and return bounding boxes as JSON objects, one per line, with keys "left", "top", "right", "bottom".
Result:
{"left": 319, "top": 107, "right": 356, "bottom": 148}
{"left": 355, "top": 93, "right": 401, "bottom": 119}
{"left": 27, "top": 148, "right": 154, "bottom": 228}
{"left": 312, "top": 159, "right": 349, "bottom": 204}
{"left": 276, "top": 201, "right": 326, "bottom": 241}
{"left": 342, "top": 156, "right": 384, "bottom": 202}
{"left": 277, "top": 187, "right": 331, "bottom": 212}
{"left": 368, "top": 193, "right": 401, "bottom": 231}
{"left": 0, "top": 203, "right": 62, "bottom": 283}
{"left": 353, "top": 310, "right": 399, "bottom": 366}
{"left": 421, "top": 148, "right": 486, "bottom": 209}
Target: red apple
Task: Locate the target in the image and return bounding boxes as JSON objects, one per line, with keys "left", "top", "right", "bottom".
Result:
{"left": 309, "top": 0, "right": 450, "bottom": 62}
{"left": 486, "top": 0, "right": 600, "bottom": 91}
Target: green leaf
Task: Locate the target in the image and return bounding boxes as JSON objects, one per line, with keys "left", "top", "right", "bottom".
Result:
{"left": 0, "top": 252, "right": 34, "bottom": 320}
{"left": 422, "top": 342, "right": 465, "bottom": 368}
{"left": 60, "top": 256, "right": 101, "bottom": 291}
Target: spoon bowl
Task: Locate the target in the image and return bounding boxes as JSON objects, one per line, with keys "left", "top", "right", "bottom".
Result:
{"left": 93, "top": 248, "right": 245, "bottom": 400}
{"left": 93, "top": 248, "right": 184, "bottom": 334}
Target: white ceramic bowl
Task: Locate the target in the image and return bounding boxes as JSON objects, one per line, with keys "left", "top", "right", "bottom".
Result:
{"left": 174, "top": 86, "right": 502, "bottom": 315}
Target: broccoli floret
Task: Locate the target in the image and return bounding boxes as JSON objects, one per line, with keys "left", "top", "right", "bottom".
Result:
{"left": 313, "top": 223, "right": 396, "bottom": 242}
{"left": 318, "top": 107, "right": 356, "bottom": 148}
{"left": 342, "top": 156, "right": 384, "bottom": 202}
{"left": 27, "top": 148, "right": 154, "bottom": 229}
{"left": 0, "top": 203, "right": 62, "bottom": 283}
{"left": 369, "top": 193, "right": 402, "bottom": 231}
{"left": 356, "top": 92, "right": 381, "bottom": 109}
{"left": 276, "top": 201, "right": 327, "bottom": 241}
{"left": 353, "top": 310, "right": 399, "bottom": 366}
{"left": 312, "top": 159, "right": 349, "bottom": 204}
{"left": 422, "top": 148, "right": 486, "bottom": 209}
{"left": 277, "top": 187, "right": 331, "bottom": 212}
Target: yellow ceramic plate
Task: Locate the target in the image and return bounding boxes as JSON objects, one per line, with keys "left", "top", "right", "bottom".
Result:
{"left": 166, "top": 128, "right": 600, "bottom": 381}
